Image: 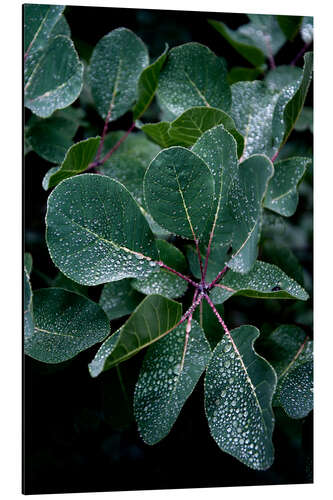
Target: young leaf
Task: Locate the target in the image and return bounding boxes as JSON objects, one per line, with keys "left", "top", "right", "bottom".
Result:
{"left": 46, "top": 174, "right": 158, "bottom": 285}
{"left": 88, "top": 295, "right": 182, "bottom": 376}
{"left": 264, "top": 157, "right": 310, "bottom": 216}
{"left": 89, "top": 28, "right": 149, "bottom": 122}
{"left": 24, "top": 268, "right": 34, "bottom": 340}
{"left": 133, "top": 44, "right": 169, "bottom": 120}
{"left": 24, "top": 35, "right": 84, "bottom": 118}
{"left": 276, "top": 16, "right": 303, "bottom": 41}
{"left": 99, "top": 280, "right": 143, "bottom": 321}
{"left": 43, "top": 137, "right": 100, "bottom": 189}
{"left": 210, "top": 260, "right": 309, "bottom": 304}
{"left": 134, "top": 320, "right": 211, "bottom": 444}
{"left": 24, "top": 288, "right": 110, "bottom": 364}
{"left": 157, "top": 43, "right": 231, "bottom": 116}
{"left": 144, "top": 146, "right": 215, "bottom": 240}
{"left": 205, "top": 326, "right": 277, "bottom": 470}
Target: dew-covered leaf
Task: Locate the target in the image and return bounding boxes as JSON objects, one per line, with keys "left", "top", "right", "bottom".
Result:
{"left": 46, "top": 174, "right": 158, "bottom": 285}
{"left": 88, "top": 295, "right": 182, "bottom": 376}
{"left": 210, "top": 260, "right": 309, "bottom": 304}
{"left": 192, "top": 300, "right": 224, "bottom": 349}
{"left": 50, "top": 12, "right": 71, "bottom": 38}
{"left": 301, "top": 17, "right": 313, "bottom": 44}
{"left": 265, "top": 65, "right": 302, "bottom": 92}
{"left": 44, "top": 137, "right": 100, "bottom": 189}
{"left": 100, "top": 132, "right": 160, "bottom": 207}
{"left": 24, "top": 268, "right": 34, "bottom": 340}
{"left": 139, "top": 122, "right": 172, "bottom": 149}
{"left": 89, "top": 28, "right": 149, "bottom": 122}
{"left": 134, "top": 320, "right": 211, "bottom": 444}
{"left": 24, "top": 35, "right": 84, "bottom": 118}
{"left": 24, "top": 288, "right": 110, "bottom": 364}
{"left": 227, "top": 66, "right": 264, "bottom": 85}
{"left": 144, "top": 146, "right": 215, "bottom": 240}
{"left": 279, "top": 361, "right": 313, "bottom": 419}
{"left": 156, "top": 239, "right": 187, "bottom": 274}
{"left": 261, "top": 241, "right": 304, "bottom": 287}
{"left": 205, "top": 325, "right": 277, "bottom": 470}
{"left": 264, "top": 157, "right": 310, "bottom": 216}
{"left": 157, "top": 43, "right": 231, "bottom": 116}
{"left": 276, "top": 16, "right": 303, "bottom": 41}
{"left": 52, "top": 272, "right": 89, "bottom": 297}
{"left": 24, "top": 4, "right": 64, "bottom": 58}
{"left": 24, "top": 252, "right": 33, "bottom": 275}
{"left": 133, "top": 44, "right": 168, "bottom": 120}
{"left": 186, "top": 243, "right": 229, "bottom": 284}
{"left": 99, "top": 280, "right": 143, "bottom": 321}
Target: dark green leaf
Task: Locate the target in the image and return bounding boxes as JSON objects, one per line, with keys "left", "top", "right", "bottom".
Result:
{"left": 144, "top": 146, "right": 215, "bottom": 240}
{"left": 24, "top": 288, "right": 110, "bottom": 363}
{"left": 50, "top": 13, "right": 71, "bottom": 38}
{"left": 279, "top": 361, "right": 313, "bottom": 419}
{"left": 99, "top": 280, "right": 143, "bottom": 321}
{"left": 44, "top": 137, "right": 100, "bottom": 189}
{"left": 276, "top": 16, "right": 303, "bottom": 41}
{"left": 52, "top": 272, "right": 89, "bottom": 297}
{"left": 210, "top": 261, "right": 309, "bottom": 304}
{"left": 24, "top": 268, "right": 34, "bottom": 339}
{"left": 46, "top": 174, "right": 158, "bottom": 285}
{"left": 261, "top": 241, "right": 304, "bottom": 287}
{"left": 294, "top": 107, "right": 313, "bottom": 133}
{"left": 246, "top": 14, "right": 286, "bottom": 55}
{"left": 265, "top": 65, "right": 302, "bottom": 92}
{"left": 89, "top": 28, "right": 149, "bottom": 121}
{"left": 88, "top": 295, "right": 182, "bottom": 376}
{"left": 205, "top": 325, "right": 277, "bottom": 470}
{"left": 193, "top": 300, "right": 224, "bottom": 349}
{"left": 301, "top": 17, "right": 313, "bottom": 44}
{"left": 227, "top": 66, "right": 264, "bottom": 85}
{"left": 24, "top": 4, "right": 64, "bottom": 55}
{"left": 24, "top": 253, "right": 33, "bottom": 275}
{"left": 156, "top": 239, "right": 187, "bottom": 273}
{"left": 133, "top": 44, "right": 168, "bottom": 120}
{"left": 157, "top": 43, "right": 231, "bottom": 116}
{"left": 264, "top": 157, "right": 310, "bottom": 216}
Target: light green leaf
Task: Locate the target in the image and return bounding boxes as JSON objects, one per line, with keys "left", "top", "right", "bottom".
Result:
{"left": 139, "top": 122, "right": 172, "bottom": 149}
{"left": 25, "top": 35, "right": 84, "bottom": 118}
{"left": 88, "top": 295, "right": 182, "bottom": 376}
{"left": 46, "top": 174, "right": 158, "bottom": 286}
{"left": 134, "top": 320, "right": 211, "bottom": 444}
{"left": 144, "top": 146, "right": 215, "bottom": 240}
{"left": 24, "top": 253, "right": 33, "bottom": 275}
{"left": 24, "top": 288, "right": 110, "bottom": 364}
{"left": 44, "top": 137, "right": 100, "bottom": 189}
{"left": 24, "top": 268, "right": 34, "bottom": 340}
{"left": 276, "top": 16, "right": 303, "bottom": 41}
{"left": 99, "top": 280, "right": 143, "bottom": 321}
{"left": 264, "top": 157, "right": 310, "bottom": 216}
{"left": 301, "top": 17, "right": 313, "bottom": 44}
{"left": 100, "top": 132, "right": 160, "bottom": 207}
{"left": 157, "top": 43, "right": 231, "bottom": 116}
{"left": 210, "top": 261, "right": 309, "bottom": 304}
{"left": 89, "top": 28, "right": 149, "bottom": 121}
{"left": 205, "top": 325, "right": 277, "bottom": 470}
{"left": 133, "top": 44, "right": 168, "bottom": 120}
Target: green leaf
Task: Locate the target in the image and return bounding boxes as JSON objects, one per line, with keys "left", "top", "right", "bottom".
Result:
{"left": 210, "top": 261, "right": 309, "bottom": 304}
{"left": 46, "top": 174, "right": 158, "bottom": 286}
{"left": 50, "top": 13, "right": 71, "bottom": 39}
{"left": 205, "top": 325, "right": 277, "bottom": 470}
{"left": 156, "top": 239, "right": 187, "bottom": 273}
{"left": 99, "top": 280, "right": 143, "bottom": 321}
{"left": 141, "top": 106, "right": 244, "bottom": 156}
{"left": 192, "top": 300, "right": 224, "bottom": 349}
{"left": 279, "top": 361, "right": 313, "bottom": 419}
{"left": 24, "top": 35, "right": 84, "bottom": 117}
{"left": 264, "top": 157, "right": 310, "bottom": 216}
{"left": 227, "top": 66, "right": 264, "bottom": 85}
{"left": 261, "top": 241, "right": 304, "bottom": 287}
{"left": 134, "top": 320, "right": 211, "bottom": 444}
{"left": 133, "top": 44, "right": 168, "bottom": 120}
{"left": 157, "top": 43, "right": 231, "bottom": 116}
{"left": 276, "top": 16, "right": 303, "bottom": 41}
{"left": 100, "top": 132, "right": 160, "bottom": 207}
{"left": 24, "top": 288, "right": 110, "bottom": 364}
{"left": 26, "top": 107, "right": 86, "bottom": 164}
{"left": 265, "top": 65, "right": 303, "bottom": 92}
{"left": 44, "top": 137, "right": 100, "bottom": 189}
{"left": 144, "top": 146, "right": 215, "bottom": 240}
{"left": 52, "top": 272, "right": 89, "bottom": 297}
{"left": 24, "top": 4, "right": 64, "bottom": 55}
{"left": 24, "top": 268, "right": 34, "bottom": 340}
{"left": 24, "top": 253, "right": 33, "bottom": 275}
{"left": 294, "top": 107, "right": 313, "bottom": 133}
{"left": 89, "top": 28, "right": 149, "bottom": 121}
{"left": 88, "top": 295, "right": 182, "bottom": 376}
{"left": 301, "top": 17, "right": 313, "bottom": 44}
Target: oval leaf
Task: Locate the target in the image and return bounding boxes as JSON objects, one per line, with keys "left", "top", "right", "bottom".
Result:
{"left": 24, "top": 288, "right": 110, "bottom": 363}
{"left": 46, "top": 174, "right": 158, "bottom": 285}
{"left": 205, "top": 325, "right": 277, "bottom": 470}
{"left": 99, "top": 280, "right": 143, "bottom": 321}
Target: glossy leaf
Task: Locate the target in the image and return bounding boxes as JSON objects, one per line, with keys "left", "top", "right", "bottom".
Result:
{"left": 261, "top": 241, "right": 304, "bottom": 287}
{"left": 24, "top": 268, "right": 34, "bottom": 340}
{"left": 134, "top": 320, "right": 211, "bottom": 444}
{"left": 89, "top": 28, "right": 149, "bottom": 121}
{"left": 99, "top": 280, "right": 143, "bottom": 321}
{"left": 144, "top": 146, "right": 215, "bottom": 240}
{"left": 24, "top": 288, "right": 110, "bottom": 363}
{"left": 24, "top": 4, "right": 64, "bottom": 59}
{"left": 264, "top": 157, "right": 310, "bottom": 216}
{"left": 24, "top": 35, "right": 84, "bottom": 117}
{"left": 265, "top": 66, "right": 302, "bottom": 92}
{"left": 276, "top": 16, "right": 303, "bottom": 41}
{"left": 133, "top": 44, "right": 168, "bottom": 120}
{"left": 205, "top": 326, "right": 277, "bottom": 470}
{"left": 210, "top": 261, "right": 309, "bottom": 304}
{"left": 301, "top": 17, "right": 313, "bottom": 44}
{"left": 44, "top": 137, "right": 100, "bottom": 189}
{"left": 46, "top": 174, "right": 158, "bottom": 285}
{"left": 157, "top": 43, "right": 231, "bottom": 116}
{"left": 279, "top": 361, "right": 313, "bottom": 419}
{"left": 100, "top": 132, "right": 160, "bottom": 207}
{"left": 88, "top": 295, "right": 182, "bottom": 376}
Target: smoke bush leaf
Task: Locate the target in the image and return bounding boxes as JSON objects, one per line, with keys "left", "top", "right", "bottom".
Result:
{"left": 205, "top": 325, "right": 277, "bottom": 470}
{"left": 46, "top": 174, "right": 158, "bottom": 285}
{"left": 134, "top": 320, "right": 211, "bottom": 444}
{"left": 24, "top": 268, "right": 34, "bottom": 340}
{"left": 88, "top": 295, "right": 182, "bottom": 376}
{"left": 157, "top": 43, "right": 231, "bottom": 116}
{"left": 89, "top": 28, "right": 149, "bottom": 121}
{"left": 24, "top": 288, "right": 110, "bottom": 364}
{"left": 99, "top": 279, "right": 143, "bottom": 321}
{"left": 276, "top": 16, "right": 303, "bottom": 41}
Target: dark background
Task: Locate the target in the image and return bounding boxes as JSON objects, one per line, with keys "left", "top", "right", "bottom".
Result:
{"left": 24, "top": 5, "right": 313, "bottom": 495}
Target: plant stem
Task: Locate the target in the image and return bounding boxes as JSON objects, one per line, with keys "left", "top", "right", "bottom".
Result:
{"left": 96, "top": 107, "right": 113, "bottom": 161}
{"left": 180, "top": 289, "right": 199, "bottom": 371}
{"left": 291, "top": 42, "right": 311, "bottom": 66}
{"left": 207, "top": 265, "right": 228, "bottom": 290}
{"left": 194, "top": 238, "right": 205, "bottom": 281}
{"left": 99, "top": 122, "right": 136, "bottom": 165}
{"left": 158, "top": 261, "right": 199, "bottom": 288}
{"left": 264, "top": 35, "right": 276, "bottom": 70}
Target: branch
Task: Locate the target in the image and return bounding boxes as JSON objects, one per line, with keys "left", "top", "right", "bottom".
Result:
{"left": 99, "top": 122, "right": 136, "bottom": 165}
{"left": 207, "top": 265, "right": 229, "bottom": 290}
{"left": 180, "top": 289, "right": 200, "bottom": 371}
{"left": 291, "top": 42, "right": 311, "bottom": 66}
{"left": 158, "top": 261, "right": 199, "bottom": 288}
{"left": 96, "top": 107, "right": 113, "bottom": 162}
